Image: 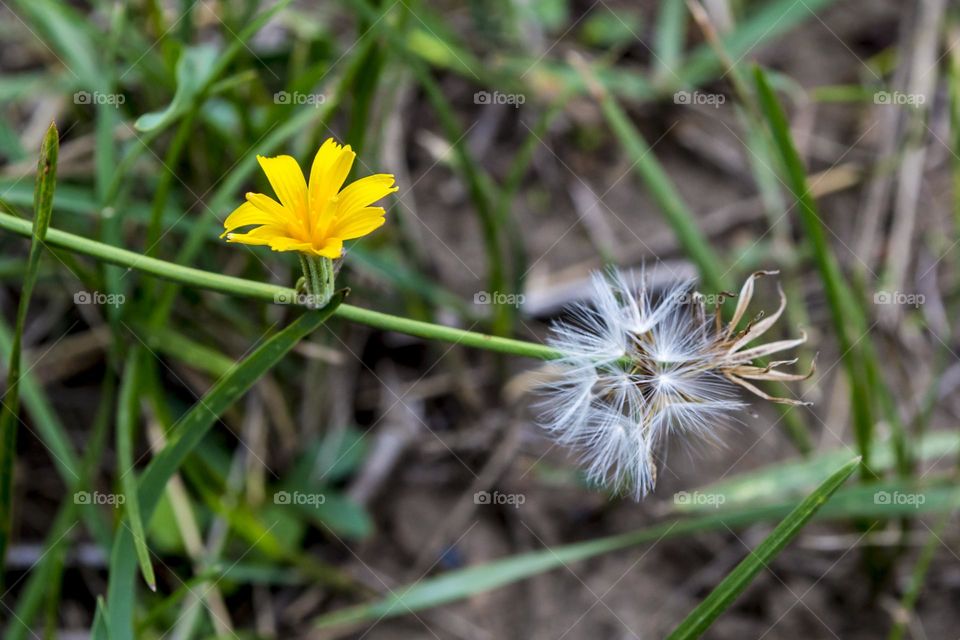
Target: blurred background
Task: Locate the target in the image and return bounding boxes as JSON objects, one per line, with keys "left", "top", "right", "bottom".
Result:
{"left": 1, "top": 0, "right": 959, "bottom": 638}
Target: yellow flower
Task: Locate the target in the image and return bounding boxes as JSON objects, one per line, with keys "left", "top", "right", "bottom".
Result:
{"left": 222, "top": 138, "right": 397, "bottom": 259}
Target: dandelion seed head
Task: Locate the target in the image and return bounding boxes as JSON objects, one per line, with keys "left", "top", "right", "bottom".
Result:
{"left": 537, "top": 268, "right": 810, "bottom": 500}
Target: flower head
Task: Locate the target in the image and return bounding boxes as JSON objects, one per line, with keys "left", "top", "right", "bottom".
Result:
{"left": 222, "top": 138, "right": 398, "bottom": 259}
{"left": 538, "top": 269, "right": 811, "bottom": 500}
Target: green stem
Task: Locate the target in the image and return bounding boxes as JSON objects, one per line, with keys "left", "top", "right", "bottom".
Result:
{"left": 299, "top": 254, "right": 336, "bottom": 309}
{"left": 0, "top": 212, "right": 558, "bottom": 360}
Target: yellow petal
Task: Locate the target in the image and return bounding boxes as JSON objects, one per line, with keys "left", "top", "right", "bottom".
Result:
{"left": 225, "top": 224, "right": 286, "bottom": 246}
{"left": 335, "top": 174, "right": 397, "bottom": 218}
{"left": 257, "top": 155, "right": 308, "bottom": 219}
{"left": 329, "top": 207, "right": 386, "bottom": 240}
{"left": 266, "top": 237, "right": 314, "bottom": 252}
{"left": 309, "top": 138, "right": 355, "bottom": 214}
{"left": 222, "top": 201, "right": 276, "bottom": 237}
{"left": 311, "top": 237, "right": 344, "bottom": 259}
{"left": 246, "top": 192, "right": 290, "bottom": 221}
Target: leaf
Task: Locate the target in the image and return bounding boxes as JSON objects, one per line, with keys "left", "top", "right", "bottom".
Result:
{"left": 665, "top": 457, "right": 860, "bottom": 639}
{"left": 134, "top": 0, "right": 291, "bottom": 133}
{"left": 595, "top": 82, "right": 728, "bottom": 292}
{"left": 91, "top": 596, "right": 110, "bottom": 640}
{"left": 116, "top": 349, "right": 156, "bottom": 591}
{"left": 9, "top": 0, "right": 102, "bottom": 90}
{"left": 677, "top": 431, "right": 959, "bottom": 513}
{"left": 134, "top": 44, "right": 219, "bottom": 132}
{"left": 105, "top": 297, "right": 343, "bottom": 638}
{"left": 753, "top": 65, "right": 878, "bottom": 471}
{"left": 0, "top": 122, "right": 58, "bottom": 577}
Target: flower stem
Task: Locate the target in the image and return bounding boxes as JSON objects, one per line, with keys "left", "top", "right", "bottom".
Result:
{"left": 0, "top": 212, "right": 559, "bottom": 360}
{"left": 299, "top": 254, "right": 336, "bottom": 309}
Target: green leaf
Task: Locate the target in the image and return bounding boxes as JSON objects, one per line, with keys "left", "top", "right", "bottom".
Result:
{"left": 677, "top": 431, "right": 959, "bottom": 513}
{"left": 665, "top": 457, "right": 860, "bottom": 639}
{"left": 0, "top": 122, "right": 58, "bottom": 577}
{"left": 752, "top": 65, "right": 878, "bottom": 472}
{"left": 116, "top": 349, "right": 156, "bottom": 591}
{"left": 134, "top": 45, "right": 218, "bottom": 132}
{"left": 581, "top": 9, "right": 643, "bottom": 49}
{"left": 91, "top": 596, "right": 110, "bottom": 640}
{"left": 595, "top": 81, "right": 728, "bottom": 292}
{"left": 105, "top": 296, "right": 343, "bottom": 638}
{"left": 9, "top": 0, "right": 103, "bottom": 90}
{"left": 653, "top": 0, "right": 686, "bottom": 79}
{"left": 134, "top": 0, "right": 291, "bottom": 134}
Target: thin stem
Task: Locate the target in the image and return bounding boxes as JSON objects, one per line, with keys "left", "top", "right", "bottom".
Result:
{"left": 0, "top": 212, "right": 559, "bottom": 360}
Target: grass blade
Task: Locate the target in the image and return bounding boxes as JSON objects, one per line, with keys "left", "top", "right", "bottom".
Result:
{"left": 665, "top": 456, "right": 861, "bottom": 639}
{"left": 0, "top": 122, "right": 58, "bottom": 577}
{"left": 105, "top": 296, "right": 344, "bottom": 638}
{"left": 654, "top": 0, "right": 687, "bottom": 81}
{"left": 313, "top": 460, "right": 872, "bottom": 633}
{"left": 117, "top": 349, "right": 156, "bottom": 591}
{"left": 573, "top": 58, "right": 729, "bottom": 292}
{"left": 752, "top": 66, "right": 876, "bottom": 472}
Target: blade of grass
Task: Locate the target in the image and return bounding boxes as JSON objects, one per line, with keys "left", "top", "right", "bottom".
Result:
{"left": 117, "top": 349, "right": 157, "bottom": 590}
{"left": 91, "top": 596, "right": 110, "bottom": 640}
{"left": 4, "top": 373, "right": 116, "bottom": 640}
{"left": 665, "top": 457, "right": 860, "bottom": 639}
{"left": 0, "top": 122, "right": 58, "bottom": 579}
{"left": 679, "top": 431, "right": 958, "bottom": 513}
{"left": 105, "top": 296, "right": 344, "bottom": 638}
{"left": 654, "top": 0, "right": 687, "bottom": 81}
{"left": 572, "top": 55, "right": 729, "bottom": 292}
{"left": 752, "top": 66, "right": 876, "bottom": 474}
{"left": 887, "top": 510, "right": 952, "bottom": 640}
{"left": 9, "top": 0, "right": 104, "bottom": 91}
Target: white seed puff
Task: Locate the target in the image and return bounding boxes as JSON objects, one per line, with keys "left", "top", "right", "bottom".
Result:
{"left": 537, "top": 269, "right": 812, "bottom": 500}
